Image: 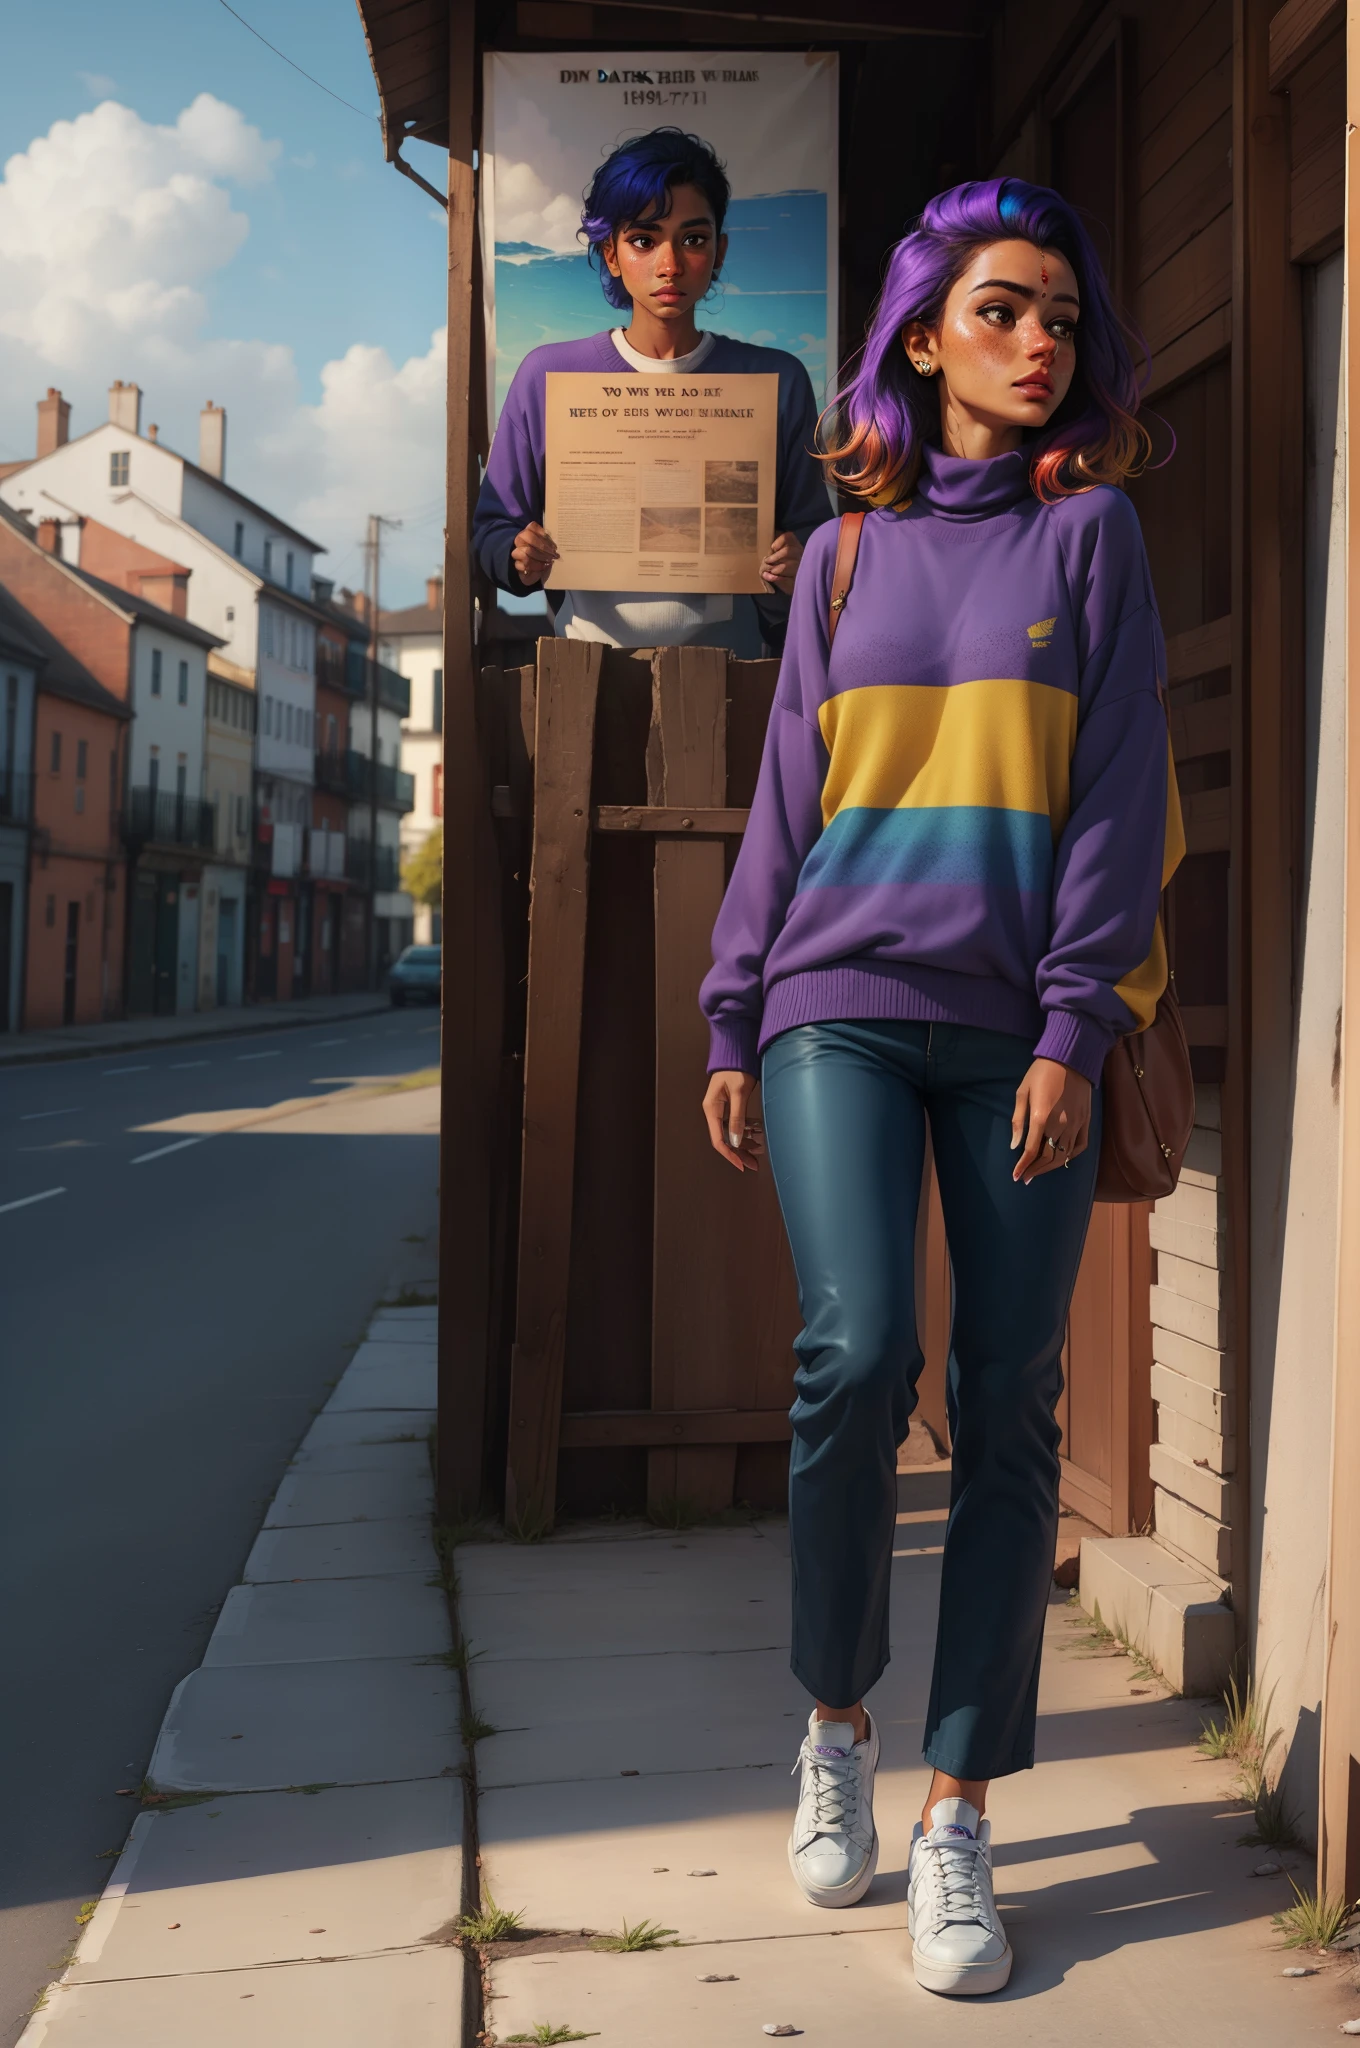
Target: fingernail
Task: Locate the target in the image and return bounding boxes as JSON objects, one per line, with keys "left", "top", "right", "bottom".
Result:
{"left": 728, "top": 1129, "right": 743, "bottom": 1149}
{"left": 1010, "top": 1135, "right": 1020, "bottom": 1150}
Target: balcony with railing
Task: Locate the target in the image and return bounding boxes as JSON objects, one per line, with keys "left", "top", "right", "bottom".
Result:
{"left": 0, "top": 768, "right": 33, "bottom": 826}
{"left": 315, "top": 747, "right": 348, "bottom": 796}
{"left": 343, "top": 645, "right": 411, "bottom": 716}
{"left": 126, "top": 785, "right": 216, "bottom": 852}
{"left": 345, "top": 838, "right": 401, "bottom": 893}
{"left": 343, "top": 749, "right": 415, "bottom": 813}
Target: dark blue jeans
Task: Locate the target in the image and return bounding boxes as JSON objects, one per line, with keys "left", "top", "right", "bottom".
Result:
{"left": 761, "top": 1018, "right": 1100, "bottom": 1780}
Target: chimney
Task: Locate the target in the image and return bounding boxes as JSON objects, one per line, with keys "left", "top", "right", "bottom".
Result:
{"left": 36, "top": 518, "right": 60, "bottom": 555}
{"left": 351, "top": 590, "right": 372, "bottom": 625}
{"left": 37, "top": 388, "right": 70, "bottom": 458}
{"left": 108, "top": 380, "right": 142, "bottom": 434}
{"left": 147, "top": 423, "right": 159, "bottom": 443}
{"left": 199, "top": 400, "right": 226, "bottom": 479}
{"left": 426, "top": 573, "right": 444, "bottom": 613}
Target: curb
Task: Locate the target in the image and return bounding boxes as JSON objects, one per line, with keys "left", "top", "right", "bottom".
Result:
{"left": 0, "top": 999, "right": 396, "bottom": 1070}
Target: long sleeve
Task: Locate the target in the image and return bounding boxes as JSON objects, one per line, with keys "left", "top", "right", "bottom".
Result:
{"left": 1033, "top": 497, "right": 1176, "bottom": 1083}
{"left": 700, "top": 531, "right": 835, "bottom": 1071}
{"left": 472, "top": 360, "right": 545, "bottom": 595}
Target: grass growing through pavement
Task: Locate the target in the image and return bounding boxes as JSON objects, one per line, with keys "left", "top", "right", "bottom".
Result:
{"left": 1083, "top": 1602, "right": 1162, "bottom": 1686}
{"left": 1198, "top": 1673, "right": 1305, "bottom": 1848}
{"left": 590, "top": 1919, "right": 680, "bottom": 1953}
{"left": 456, "top": 1891, "right": 524, "bottom": 1943}
{"left": 74, "top": 1902, "right": 97, "bottom": 1929}
{"left": 506, "top": 2028, "right": 600, "bottom": 2044}
{"left": 460, "top": 1708, "right": 499, "bottom": 1746}
{"left": 1272, "top": 1880, "right": 1353, "bottom": 1950}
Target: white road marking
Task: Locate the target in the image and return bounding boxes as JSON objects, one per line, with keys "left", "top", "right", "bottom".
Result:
{"left": 170, "top": 1060, "right": 210, "bottom": 1070}
{"left": 236, "top": 1050, "right": 281, "bottom": 1061}
{"left": 20, "top": 1107, "right": 80, "bottom": 1121}
{"left": 130, "top": 1138, "right": 204, "bottom": 1166}
{"left": 0, "top": 1186, "right": 66, "bottom": 1216}
{"left": 102, "top": 1066, "right": 150, "bottom": 1076}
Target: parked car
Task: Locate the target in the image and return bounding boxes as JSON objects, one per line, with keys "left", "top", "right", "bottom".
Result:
{"left": 388, "top": 943, "right": 441, "bottom": 1006}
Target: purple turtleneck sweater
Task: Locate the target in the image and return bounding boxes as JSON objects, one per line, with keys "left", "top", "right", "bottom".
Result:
{"left": 700, "top": 443, "right": 1183, "bottom": 1086}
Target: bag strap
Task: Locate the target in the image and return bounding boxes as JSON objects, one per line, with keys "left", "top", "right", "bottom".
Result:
{"left": 827, "top": 510, "right": 866, "bottom": 647}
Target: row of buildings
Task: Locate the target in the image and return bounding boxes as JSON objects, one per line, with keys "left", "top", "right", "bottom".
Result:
{"left": 0, "top": 382, "right": 436, "bottom": 1031}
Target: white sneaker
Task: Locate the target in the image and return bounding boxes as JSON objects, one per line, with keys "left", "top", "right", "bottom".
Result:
{"left": 787, "top": 1711, "right": 880, "bottom": 1908}
{"left": 907, "top": 1797, "right": 1012, "bottom": 1994}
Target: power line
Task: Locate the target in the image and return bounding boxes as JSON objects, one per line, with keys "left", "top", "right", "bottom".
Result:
{"left": 215, "top": 1, "right": 378, "bottom": 121}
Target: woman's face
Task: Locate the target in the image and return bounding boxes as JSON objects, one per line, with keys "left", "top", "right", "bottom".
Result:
{"left": 602, "top": 181, "right": 727, "bottom": 323}
{"left": 905, "top": 238, "right": 1080, "bottom": 443}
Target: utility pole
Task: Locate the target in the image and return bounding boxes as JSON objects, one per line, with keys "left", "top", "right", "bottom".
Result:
{"left": 362, "top": 513, "right": 401, "bottom": 988}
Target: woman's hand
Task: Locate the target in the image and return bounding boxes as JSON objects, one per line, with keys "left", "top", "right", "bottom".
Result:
{"left": 759, "top": 531, "right": 804, "bottom": 596}
{"left": 702, "top": 1069, "right": 765, "bottom": 1174}
{"left": 1011, "top": 1058, "right": 1093, "bottom": 1184}
{"left": 511, "top": 521, "right": 559, "bottom": 587}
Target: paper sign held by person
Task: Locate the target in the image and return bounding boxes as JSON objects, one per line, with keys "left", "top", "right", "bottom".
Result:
{"left": 543, "top": 371, "right": 779, "bottom": 593}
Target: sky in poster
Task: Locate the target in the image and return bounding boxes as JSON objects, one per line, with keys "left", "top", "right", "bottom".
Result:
{"left": 483, "top": 53, "right": 839, "bottom": 423}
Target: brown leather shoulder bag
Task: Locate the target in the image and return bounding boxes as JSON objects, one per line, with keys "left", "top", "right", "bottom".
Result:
{"left": 823, "top": 508, "right": 1195, "bottom": 1202}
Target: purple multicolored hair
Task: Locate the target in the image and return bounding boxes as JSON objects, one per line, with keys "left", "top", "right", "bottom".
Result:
{"left": 580, "top": 128, "right": 730, "bottom": 310}
{"left": 821, "top": 178, "right": 1152, "bottom": 505}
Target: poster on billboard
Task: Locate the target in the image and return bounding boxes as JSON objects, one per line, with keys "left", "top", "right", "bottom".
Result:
{"left": 480, "top": 52, "right": 839, "bottom": 429}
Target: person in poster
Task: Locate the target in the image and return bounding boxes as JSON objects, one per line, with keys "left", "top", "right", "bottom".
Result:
{"left": 472, "top": 127, "right": 830, "bottom": 653}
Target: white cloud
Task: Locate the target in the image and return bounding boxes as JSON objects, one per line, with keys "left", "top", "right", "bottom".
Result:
{"left": 491, "top": 158, "right": 581, "bottom": 255}
{"left": 0, "top": 95, "right": 447, "bottom": 600}
{"left": 78, "top": 72, "right": 119, "bottom": 99}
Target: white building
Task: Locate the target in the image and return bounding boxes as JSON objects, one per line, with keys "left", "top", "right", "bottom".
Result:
{"left": 0, "top": 383, "right": 327, "bottom": 1001}
{"left": 379, "top": 575, "right": 443, "bottom": 943}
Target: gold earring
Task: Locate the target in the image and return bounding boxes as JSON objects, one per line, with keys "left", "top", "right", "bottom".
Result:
{"left": 917, "top": 361, "right": 933, "bottom": 376}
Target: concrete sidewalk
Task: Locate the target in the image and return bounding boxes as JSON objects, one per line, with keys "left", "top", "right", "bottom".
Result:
{"left": 0, "top": 989, "right": 395, "bottom": 1067}
{"left": 21, "top": 1302, "right": 467, "bottom": 2047}
{"left": 460, "top": 1471, "right": 1360, "bottom": 2046}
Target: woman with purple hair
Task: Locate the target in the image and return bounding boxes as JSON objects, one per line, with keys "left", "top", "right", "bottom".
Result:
{"left": 700, "top": 179, "right": 1181, "bottom": 1994}
{"left": 473, "top": 128, "right": 830, "bottom": 653}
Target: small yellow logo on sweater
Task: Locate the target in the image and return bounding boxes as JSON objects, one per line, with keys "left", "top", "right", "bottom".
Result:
{"left": 1027, "top": 617, "right": 1056, "bottom": 645}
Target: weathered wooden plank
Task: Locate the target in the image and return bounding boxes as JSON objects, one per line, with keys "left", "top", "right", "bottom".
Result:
{"left": 1136, "top": 208, "right": 1233, "bottom": 359}
{"left": 1181, "top": 1004, "right": 1230, "bottom": 1044}
{"left": 1165, "top": 613, "right": 1233, "bottom": 681}
{"left": 1137, "top": 111, "right": 1233, "bottom": 284}
{"left": 1146, "top": 303, "right": 1232, "bottom": 398}
{"left": 1183, "top": 785, "right": 1232, "bottom": 852}
{"left": 1137, "top": 0, "right": 1232, "bottom": 144}
{"left": 560, "top": 1408, "right": 794, "bottom": 1449}
{"left": 1288, "top": 30, "right": 1345, "bottom": 261}
{"left": 1138, "top": 52, "right": 1232, "bottom": 197}
{"left": 1268, "top": 0, "right": 1341, "bottom": 87}
{"left": 1171, "top": 694, "right": 1233, "bottom": 760}
{"left": 649, "top": 645, "right": 745, "bottom": 1515}
{"left": 503, "top": 638, "right": 602, "bottom": 1533}
{"left": 595, "top": 804, "right": 750, "bottom": 835}
{"left": 436, "top": 0, "right": 502, "bottom": 1520}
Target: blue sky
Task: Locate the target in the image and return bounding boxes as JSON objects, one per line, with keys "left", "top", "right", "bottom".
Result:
{"left": 0, "top": 1, "right": 451, "bottom": 600}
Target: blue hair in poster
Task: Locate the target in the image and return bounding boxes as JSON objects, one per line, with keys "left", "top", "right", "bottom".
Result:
{"left": 481, "top": 53, "right": 839, "bottom": 424}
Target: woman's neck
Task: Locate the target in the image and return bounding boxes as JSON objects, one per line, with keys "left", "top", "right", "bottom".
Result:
{"left": 622, "top": 306, "right": 703, "bottom": 360}
{"left": 937, "top": 389, "right": 1024, "bottom": 461}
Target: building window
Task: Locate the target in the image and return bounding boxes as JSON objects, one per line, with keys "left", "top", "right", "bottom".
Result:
{"left": 76, "top": 739, "right": 87, "bottom": 779}
{"left": 149, "top": 750, "right": 159, "bottom": 795}
{"left": 177, "top": 660, "right": 188, "bottom": 705}
{"left": 233, "top": 521, "right": 244, "bottom": 559}
{"left": 45, "top": 894, "right": 55, "bottom": 928}
{"left": 226, "top": 605, "right": 235, "bottom": 623}
{"left": 432, "top": 668, "right": 443, "bottom": 734}
{"left": 150, "top": 648, "right": 162, "bottom": 696}
{"left": 236, "top": 793, "right": 247, "bottom": 835}
{"left": 176, "top": 761, "right": 187, "bottom": 799}
{"left": 286, "top": 551, "right": 294, "bottom": 590}
{"left": 109, "top": 749, "right": 118, "bottom": 813}
{"left": 109, "top": 450, "right": 129, "bottom": 487}
{"left": 74, "top": 784, "right": 85, "bottom": 814}
{"left": 50, "top": 730, "right": 61, "bottom": 773}
{"left": 263, "top": 539, "right": 273, "bottom": 579}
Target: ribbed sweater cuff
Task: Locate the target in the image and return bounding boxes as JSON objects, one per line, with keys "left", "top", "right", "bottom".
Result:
{"left": 1034, "top": 1008, "right": 1113, "bottom": 1087}
{"left": 707, "top": 1017, "right": 760, "bottom": 1076}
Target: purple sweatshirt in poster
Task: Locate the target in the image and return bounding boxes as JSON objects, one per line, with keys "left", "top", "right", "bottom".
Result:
{"left": 472, "top": 330, "right": 832, "bottom": 640}
{"left": 700, "top": 442, "right": 1184, "bottom": 1087}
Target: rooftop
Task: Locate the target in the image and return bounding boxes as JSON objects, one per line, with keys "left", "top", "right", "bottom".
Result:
{"left": 0, "top": 586, "right": 129, "bottom": 721}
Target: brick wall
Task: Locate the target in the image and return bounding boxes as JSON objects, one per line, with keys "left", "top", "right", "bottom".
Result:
{"left": 1148, "top": 1084, "right": 1232, "bottom": 1581}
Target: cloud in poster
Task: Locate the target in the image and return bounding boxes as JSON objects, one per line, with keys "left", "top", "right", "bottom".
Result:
{"left": 492, "top": 158, "right": 581, "bottom": 255}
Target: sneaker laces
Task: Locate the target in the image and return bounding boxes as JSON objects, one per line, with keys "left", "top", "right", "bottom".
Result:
{"left": 793, "top": 1745, "right": 860, "bottom": 1834}
{"left": 920, "top": 1836, "right": 988, "bottom": 1928}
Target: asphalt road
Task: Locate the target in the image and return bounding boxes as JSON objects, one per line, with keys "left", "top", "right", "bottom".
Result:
{"left": 0, "top": 1008, "right": 443, "bottom": 2043}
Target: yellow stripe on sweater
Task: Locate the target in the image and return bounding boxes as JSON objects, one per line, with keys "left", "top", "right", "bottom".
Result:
{"left": 817, "top": 679, "right": 1078, "bottom": 830}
